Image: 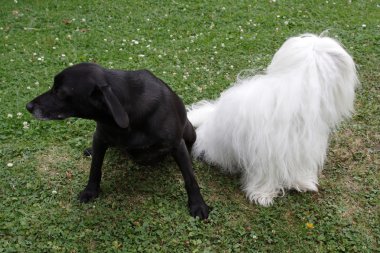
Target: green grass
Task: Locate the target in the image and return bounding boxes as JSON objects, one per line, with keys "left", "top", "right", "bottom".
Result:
{"left": 1, "top": 0, "right": 379, "bottom": 252}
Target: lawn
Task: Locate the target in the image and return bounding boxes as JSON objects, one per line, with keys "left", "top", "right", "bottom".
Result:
{"left": 0, "top": 0, "right": 379, "bottom": 252}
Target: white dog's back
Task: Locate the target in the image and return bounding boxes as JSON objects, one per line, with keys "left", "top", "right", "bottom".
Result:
{"left": 188, "top": 34, "right": 358, "bottom": 206}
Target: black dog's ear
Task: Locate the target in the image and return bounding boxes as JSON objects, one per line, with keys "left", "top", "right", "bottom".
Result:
{"left": 97, "top": 82, "right": 129, "bottom": 128}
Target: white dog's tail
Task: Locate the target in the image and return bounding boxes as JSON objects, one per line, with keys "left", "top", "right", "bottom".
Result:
{"left": 187, "top": 100, "right": 216, "bottom": 128}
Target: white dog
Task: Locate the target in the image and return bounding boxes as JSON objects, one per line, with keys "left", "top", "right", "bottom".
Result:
{"left": 187, "top": 34, "right": 358, "bottom": 206}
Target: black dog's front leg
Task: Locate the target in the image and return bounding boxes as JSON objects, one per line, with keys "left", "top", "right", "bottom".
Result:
{"left": 173, "top": 139, "right": 210, "bottom": 219}
{"left": 79, "top": 133, "right": 108, "bottom": 203}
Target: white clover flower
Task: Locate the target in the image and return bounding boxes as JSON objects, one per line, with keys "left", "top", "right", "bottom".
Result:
{"left": 61, "top": 54, "right": 66, "bottom": 57}
{"left": 52, "top": 190, "right": 57, "bottom": 194}
{"left": 27, "top": 86, "right": 31, "bottom": 90}
{"left": 362, "top": 24, "right": 366, "bottom": 28}
{"left": 81, "top": 18, "right": 86, "bottom": 22}
{"left": 69, "top": 62, "right": 73, "bottom": 66}
{"left": 7, "top": 163, "right": 14, "bottom": 167}
{"left": 7, "top": 113, "right": 13, "bottom": 118}
{"left": 17, "top": 112, "right": 22, "bottom": 117}
{"left": 23, "top": 121, "right": 29, "bottom": 129}
{"left": 138, "top": 54, "right": 145, "bottom": 57}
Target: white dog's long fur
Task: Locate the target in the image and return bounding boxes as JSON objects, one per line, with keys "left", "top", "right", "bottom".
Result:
{"left": 187, "top": 34, "right": 358, "bottom": 206}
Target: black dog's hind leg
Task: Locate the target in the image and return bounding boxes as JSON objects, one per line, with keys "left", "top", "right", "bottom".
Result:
{"left": 79, "top": 133, "right": 108, "bottom": 202}
{"left": 172, "top": 139, "right": 210, "bottom": 219}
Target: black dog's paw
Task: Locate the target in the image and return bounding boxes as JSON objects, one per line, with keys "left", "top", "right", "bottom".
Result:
{"left": 189, "top": 202, "right": 211, "bottom": 220}
{"left": 78, "top": 189, "right": 99, "bottom": 203}
{"left": 83, "top": 148, "right": 92, "bottom": 157}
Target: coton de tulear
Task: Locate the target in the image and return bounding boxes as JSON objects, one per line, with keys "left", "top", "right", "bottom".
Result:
{"left": 188, "top": 34, "right": 359, "bottom": 206}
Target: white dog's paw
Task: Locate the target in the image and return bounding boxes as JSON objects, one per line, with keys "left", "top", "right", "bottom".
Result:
{"left": 293, "top": 180, "right": 319, "bottom": 192}
{"left": 255, "top": 196, "right": 275, "bottom": 207}
{"left": 244, "top": 190, "right": 279, "bottom": 207}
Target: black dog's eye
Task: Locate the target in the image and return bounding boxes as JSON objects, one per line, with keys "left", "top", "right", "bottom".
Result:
{"left": 56, "top": 89, "right": 68, "bottom": 100}
{"left": 90, "top": 87, "right": 102, "bottom": 98}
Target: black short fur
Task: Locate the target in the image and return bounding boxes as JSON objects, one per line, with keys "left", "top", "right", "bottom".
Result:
{"left": 26, "top": 63, "right": 209, "bottom": 219}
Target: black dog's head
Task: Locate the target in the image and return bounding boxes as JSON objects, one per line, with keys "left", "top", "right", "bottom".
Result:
{"left": 26, "top": 63, "right": 129, "bottom": 128}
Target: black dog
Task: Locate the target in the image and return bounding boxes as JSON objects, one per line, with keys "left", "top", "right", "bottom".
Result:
{"left": 26, "top": 63, "right": 210, "bottom": 219}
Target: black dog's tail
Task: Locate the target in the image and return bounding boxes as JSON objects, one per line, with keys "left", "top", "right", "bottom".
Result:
{"left": 183, "top": 118, "right": 196, "bottom": 152}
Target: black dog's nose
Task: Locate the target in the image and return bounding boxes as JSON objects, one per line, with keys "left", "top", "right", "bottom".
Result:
{"left": 26, "top": 102, "right": 34, "bottom": 113}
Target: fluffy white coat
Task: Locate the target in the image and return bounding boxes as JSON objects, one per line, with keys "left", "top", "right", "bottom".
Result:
{"left": 187, "top": 34, "right": 358, "bottom": 206}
